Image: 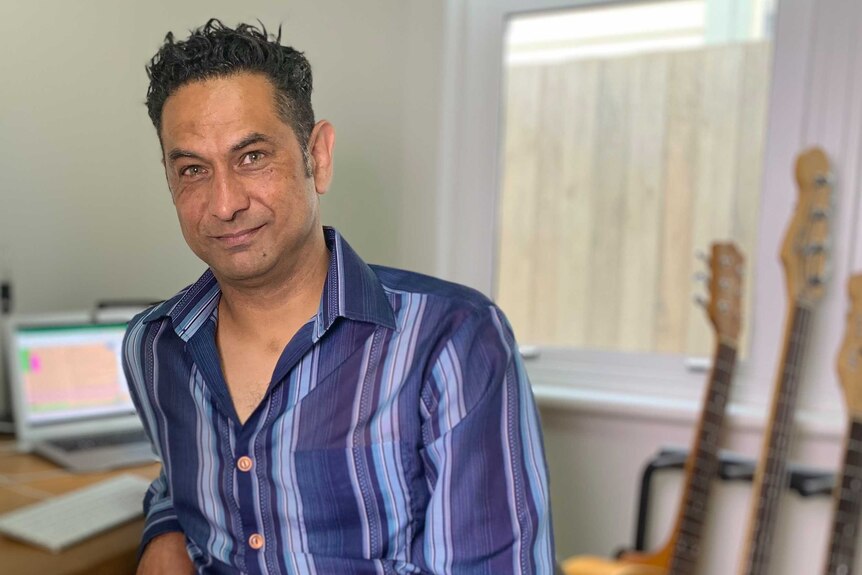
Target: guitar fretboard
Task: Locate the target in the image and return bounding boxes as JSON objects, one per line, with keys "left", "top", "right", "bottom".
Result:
{"left": 740, "top": 305, "right": 812, "bottom": 575}
{"left": 669, "top": 342, "right": 737, "bottom": 575}
{"left": 825, "top": 418, "right": 862, "bottom": 575}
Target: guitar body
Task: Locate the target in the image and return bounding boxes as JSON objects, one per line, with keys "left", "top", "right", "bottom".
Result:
{"left": 561, "top": 544, "right": 670, "bottom": 575}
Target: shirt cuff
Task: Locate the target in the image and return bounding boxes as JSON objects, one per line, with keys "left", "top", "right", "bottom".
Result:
{"left": 138, "top": 510, "right": 184, "bottom": 561}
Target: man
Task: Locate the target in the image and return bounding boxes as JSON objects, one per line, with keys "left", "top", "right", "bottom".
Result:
{"left": 124, "top": 19, "right": 553, "bottom": 574}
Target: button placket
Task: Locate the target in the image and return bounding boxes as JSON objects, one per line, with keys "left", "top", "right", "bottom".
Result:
{"left": 234, "top": 447, "right": 263, "bottom": 560}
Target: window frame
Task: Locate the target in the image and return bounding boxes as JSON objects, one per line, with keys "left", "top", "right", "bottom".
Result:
{"left": 436, "top": 0, "right": 862, "bottom": 424}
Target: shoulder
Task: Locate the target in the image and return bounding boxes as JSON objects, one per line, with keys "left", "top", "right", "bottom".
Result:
{"left": 122, "top": 282, "right": 196, "bottom": 353}
{"left": 370, "top": 264, "right": 516, "bottom": 361}
{"left": 381, "top": 269, "right": 524, "bottom": 433}
{"left": 370, "top": 264, "right": 499, "bottom": 322}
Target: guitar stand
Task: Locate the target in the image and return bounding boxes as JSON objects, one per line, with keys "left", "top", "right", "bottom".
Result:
{"left": 629, "top": 447, "right": 836, "bottom": 553}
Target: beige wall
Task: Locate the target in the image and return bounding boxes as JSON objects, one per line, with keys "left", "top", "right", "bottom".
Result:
{"left": 0, "top": 0, "right": 444, "bottom": 313}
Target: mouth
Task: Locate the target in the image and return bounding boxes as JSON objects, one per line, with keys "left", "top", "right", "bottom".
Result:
{"left": 212, "top": 225, "right": 264, "bottom": 248}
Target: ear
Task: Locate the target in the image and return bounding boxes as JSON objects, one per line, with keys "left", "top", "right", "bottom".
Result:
{"left": 307, "top": 120, "right": 335, "bottom": 195}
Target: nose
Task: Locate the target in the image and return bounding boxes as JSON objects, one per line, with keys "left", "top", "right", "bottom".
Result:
{"left": 208, "top": 167, "right": 250, "bottom": 221}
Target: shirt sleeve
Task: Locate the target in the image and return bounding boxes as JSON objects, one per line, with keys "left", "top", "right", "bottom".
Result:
{"left": 419, "top": 305, "right": 555, "bottom": 574}
{"left": 122, "top": 319, "right": 185, "bottom": 554}
{"left": 140, "top": 468, "right": 185, "bottom": 552}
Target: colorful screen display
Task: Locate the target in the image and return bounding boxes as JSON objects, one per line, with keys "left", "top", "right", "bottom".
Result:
{"left": 15, "top": 323, "right": 134, "bottom": 424}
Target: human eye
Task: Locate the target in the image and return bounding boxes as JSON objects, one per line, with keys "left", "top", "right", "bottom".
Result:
{"left": 239, "top": 151, "right": 266, "bottom": 166}
{"left": 179, "top": 165, "right": 207, "bottom": 179}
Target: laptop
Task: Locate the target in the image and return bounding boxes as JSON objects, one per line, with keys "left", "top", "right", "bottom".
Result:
{"left": 5, "top": 312, "right": 158, "bottom": 472}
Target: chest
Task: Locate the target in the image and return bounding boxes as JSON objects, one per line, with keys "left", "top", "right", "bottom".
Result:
{"left": 216, "top": 320, "right": 308, "bottom": 423}
{"left": 150, "top": 336, "right": 429, "bottom": 562}
{"left": 152, "top": 320, "right": 427, "bottom": 445}
{"left": 219, "top": 338, "right": 283, "bottom": 423}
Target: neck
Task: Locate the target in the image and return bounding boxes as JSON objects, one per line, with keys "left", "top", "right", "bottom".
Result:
{"left": 216, "top": 231, "right": 330, "bottom": 335}
{"left": 739, "top": 303, "right": 811, "bottom": 575}
{"left": 668, "top": 340, "right": 737, "bottom": 575}
{"left": 825, "top": 417, "right": 862, "bottom": 575}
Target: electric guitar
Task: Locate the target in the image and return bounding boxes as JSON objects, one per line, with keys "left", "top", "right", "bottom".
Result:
{"left": 738, "top": 147, "right": 833, "bottom": 575}
{"left": 824, "top": 275, "right": 862, "bottom": 575}
{"left": 561, "top": 242, "right": 745, "bottom": 575}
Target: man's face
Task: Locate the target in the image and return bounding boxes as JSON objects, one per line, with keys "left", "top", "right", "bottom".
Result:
{"left": 159, "top": 72, "right": 330, "bottom": 286}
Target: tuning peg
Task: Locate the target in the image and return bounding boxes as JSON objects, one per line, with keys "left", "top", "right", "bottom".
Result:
{"left": 693, "top": 295, "right": 708, "bottom": 308}
{"left": 815, "top": 172, "right": 835, "bottom": 188}
{"left": 695, "top": 250, "right": 709, "bottom": 263}
{"left": 803, "top": 243, "right": 827, "bottom": 255}
{"left": 693, "top": 272, "right": 709, "bottom": 283}
{"left": 811, "top": 207, "right": 830, "bottom": 220}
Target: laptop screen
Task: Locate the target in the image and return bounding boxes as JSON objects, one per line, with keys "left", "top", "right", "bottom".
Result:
{"left": 13, "top": 322, "right": 134, "bottom": 425}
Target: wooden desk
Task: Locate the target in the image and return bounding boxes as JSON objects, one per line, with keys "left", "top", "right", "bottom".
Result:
{"left": 0, "top": 437, "right": 160, "bottom": 575}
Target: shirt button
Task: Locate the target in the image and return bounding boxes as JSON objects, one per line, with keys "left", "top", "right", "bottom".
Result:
{"left": 237, "top": 456, "right": 253, "bottom": 472}
{"left": 248, "top": 533, "right": 265, "bottom": 550}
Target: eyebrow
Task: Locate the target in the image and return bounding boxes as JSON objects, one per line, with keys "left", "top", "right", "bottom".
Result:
{"left": 231, "top": 132, "right": 274, "bottom": 152}
{"left": 166, "top": 133, "right": 275, "bottom": 164}
{"left": 166, "top": 148, "right": 203, "bottom": 164}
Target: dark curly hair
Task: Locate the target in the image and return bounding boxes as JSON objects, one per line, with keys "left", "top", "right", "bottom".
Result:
{"left": 146, "top": 19, "right": 315, "bottom": 171}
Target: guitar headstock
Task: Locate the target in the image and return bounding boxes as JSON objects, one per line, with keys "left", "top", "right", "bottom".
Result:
{"left": 781, "top": 148, "right": 833, "bottom": 305}
{"left": 702, "top": 243, "right": 744, "bottom": 345}
{"left": 838, "top": 275, "right": 862, "bottom": 416}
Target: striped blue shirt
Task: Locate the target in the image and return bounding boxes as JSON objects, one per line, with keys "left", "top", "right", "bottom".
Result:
{"left": 123, "top": 227, "right": 553, "bottom": 574}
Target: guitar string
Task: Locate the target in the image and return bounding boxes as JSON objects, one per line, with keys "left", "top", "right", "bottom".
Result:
{"left": 669, "top": 343, "right": 736, "bottom": 575}
{"left": 749, "top": 196, "right": 825, "bottom": 573}
{"left": 755, "top": 305, "right": 810, "bottom": 573}
{"left": 827, "top": 418, "right": 862, "bottom": 574}
{"left": 744, "top": 305, "right": 811, "bottom": 575}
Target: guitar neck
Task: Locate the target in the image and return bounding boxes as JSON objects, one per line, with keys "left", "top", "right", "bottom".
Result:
{"left": 667, "top": 341, "right": 738, "bottom": 575}
{"left": 825, "top": 417, "right": 862, "bottom": 575}
{"left": 739, "top": 304, "right": 813, "bottom": 575}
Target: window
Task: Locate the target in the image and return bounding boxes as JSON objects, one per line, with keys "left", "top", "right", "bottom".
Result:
{"left": 496, "top": 0, "right": 776, "bottom": 357}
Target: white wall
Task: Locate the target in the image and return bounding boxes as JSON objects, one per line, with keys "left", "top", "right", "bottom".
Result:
{"left": 0, "top": 0, "right": 445, "bottom": 314}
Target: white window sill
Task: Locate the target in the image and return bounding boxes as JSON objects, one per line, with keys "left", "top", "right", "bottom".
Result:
{"left": 531, "top": 381, "right": 845, "bottom": 441}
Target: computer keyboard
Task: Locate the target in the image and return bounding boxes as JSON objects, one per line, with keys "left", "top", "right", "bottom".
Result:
{"left": 0, "top": 474, "right": 151, "bottom": 552}
{"left": 49, "top": 428, "right": 149, "bottom": 452}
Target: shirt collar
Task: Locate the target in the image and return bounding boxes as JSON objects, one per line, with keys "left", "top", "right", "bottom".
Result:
{"left": 143, "top": 227, "right": 396, "bottom": 342}
{"left": 314, "top": 226, "right": 397, "bottom": 340}
{"left": 141, "top": 270, "right": 220, "bottom": 342}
